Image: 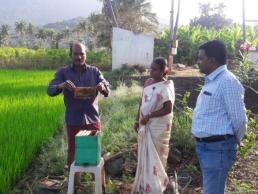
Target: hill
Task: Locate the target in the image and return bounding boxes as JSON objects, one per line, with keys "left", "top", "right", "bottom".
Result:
{"left": 0, "top": 0, "right": 101, "bottom": 25}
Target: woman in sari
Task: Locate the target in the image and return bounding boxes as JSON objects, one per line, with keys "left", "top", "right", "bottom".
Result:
{"left": 132, "top": 57, "right": 175, "bottom": 194}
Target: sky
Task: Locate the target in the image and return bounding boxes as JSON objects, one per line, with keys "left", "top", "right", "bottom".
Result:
{"left": 150, "top": 0, "right": 258, "bottom": 26}
{"left": 0, "top": 0, "right": 102, "bottom": 25}
{"left": 0, "top": 0, "right": 256, "bottom": 26}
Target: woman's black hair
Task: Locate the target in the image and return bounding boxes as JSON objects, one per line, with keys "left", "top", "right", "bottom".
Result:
{"left": 152, "top": 57, "right": 167, "bottom": 72}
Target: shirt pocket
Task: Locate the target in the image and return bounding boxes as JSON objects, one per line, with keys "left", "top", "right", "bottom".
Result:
{"left": 198, "top": 89, "right": 221, "bottom": 115}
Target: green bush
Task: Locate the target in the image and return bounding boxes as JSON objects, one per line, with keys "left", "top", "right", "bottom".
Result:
{"left": 87, "top": 50, "right": 112, "bottom": 71}
{"left": 239, "top": 112, "right": 258, "bottom": 158}
{"left": 155, "top": 24, "right": 258, "bottom": 66}
{"left": 171, "top": 91, "right": 195, "bottom": 152}
{"left": 0, "top": 48, "right": 111, "bottom": 70}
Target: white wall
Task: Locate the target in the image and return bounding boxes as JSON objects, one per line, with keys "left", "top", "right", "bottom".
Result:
{"left": 112, "top": 27, "right": 154, "bottom": 70}
{"left": 250, "top": 51, "right": 258, "bottom": 68}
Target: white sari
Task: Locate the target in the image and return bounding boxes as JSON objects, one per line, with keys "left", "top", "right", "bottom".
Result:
{"left": 132, "top": 80, "right": 175, "bottom": 194}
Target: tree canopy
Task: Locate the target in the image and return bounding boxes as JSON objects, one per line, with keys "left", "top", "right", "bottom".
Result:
{"left": 190, "top": 3, "right": 233, "bottom": 29}
{"left": 88, "top": 0, "right": 159, "bottom": 48}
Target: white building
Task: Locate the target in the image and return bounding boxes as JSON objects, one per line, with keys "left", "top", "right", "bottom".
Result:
{"left": 112, "top": 27, "right": 154, "bottom": 70}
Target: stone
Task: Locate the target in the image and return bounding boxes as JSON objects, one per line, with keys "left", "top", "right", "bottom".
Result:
{"left": 105, "top": 157, "right": 124, "bottom": 177}
{"left": 167, "top": 148, "right": 182, "bottom": 164}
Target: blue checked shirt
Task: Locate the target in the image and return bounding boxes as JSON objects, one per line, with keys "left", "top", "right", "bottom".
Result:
{"left": 192, "top": 65, "right": 247, "bottom": 142}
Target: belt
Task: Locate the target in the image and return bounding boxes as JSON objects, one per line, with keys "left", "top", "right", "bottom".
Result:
{"left": 195, "top": 134, "right": 235, "bottom": 143}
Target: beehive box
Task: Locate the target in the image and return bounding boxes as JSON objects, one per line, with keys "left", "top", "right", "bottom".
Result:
{"left": 75, "top": 130, "right": 101, "bottom": 165}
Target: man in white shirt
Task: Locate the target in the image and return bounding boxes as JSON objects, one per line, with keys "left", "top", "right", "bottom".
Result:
{"left": 192, "top": 40, "right": 247, "bottom": 194}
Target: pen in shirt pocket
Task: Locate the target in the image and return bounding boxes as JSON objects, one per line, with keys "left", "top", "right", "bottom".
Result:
{"left": 203, "top": 91, "right": 212, "bottom": 96}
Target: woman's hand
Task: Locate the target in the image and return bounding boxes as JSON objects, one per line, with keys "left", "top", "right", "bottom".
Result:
{"left": 134, "top": 121, "right": 139, "bottom": 133}
{"left": 140, "top": 113, "right": 151, "bottom": 125}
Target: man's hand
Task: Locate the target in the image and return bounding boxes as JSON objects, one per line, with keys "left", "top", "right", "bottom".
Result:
{"left": 57, "top": 80, "right": 76, "bottom": 91}
{"left": 96, "top": 82, "right": 105, "bottom": 92}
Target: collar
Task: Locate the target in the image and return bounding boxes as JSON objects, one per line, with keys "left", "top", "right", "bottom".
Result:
{"left": 70, "top": 63, "right": 88, "bottom": 71}
{"left": 205, "top": 65, "right": 227, "bottom": 83}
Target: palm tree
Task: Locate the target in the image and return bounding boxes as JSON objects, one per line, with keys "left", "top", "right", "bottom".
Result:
{"left": 1, "top": 24, "right": 10, "bottom": 37}
{"left": 0, "top": 24, "right": 11, "bottom": 46}
{"left": 75, "top": 21, "right": 88, "bottom": 39}
{"left": 88, "top": 0, "right": 158, "bottom": 47}
{"left": 36, "top": 28, "right": 47, "bottom": 41}
{"left": 53, "top": 32, "right": 64, "bottom": 49}
{"left": 114, "top": 0, "right": 158, "bottom": 33}
{"left": 45, "top": 29, "right": 56, "bottom": 41}
{"left": 26, "top": 23, "right": 35, "bottom": 36}
{"left": 62, "top": 28, "right": 71, "bottom": 39}
{"left": 15, "top": 20, "right": 27, "bottom": 37}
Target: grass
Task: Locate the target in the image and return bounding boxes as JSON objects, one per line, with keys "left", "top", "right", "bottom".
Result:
{"left": 4, "top": 69, "right": 256, "bottom": 194}
{"left": 100, "top": 84, "right": 142, "bottom": 154}
{"left": 0, "top": 69, "right": 64, "bottom": 194}
{"left": 1, "top": 69, "right": 195, "bottom": 193}
{"left": 0, "top": 69, "right": 142, "bottom": 193}
{"left": 10, "top": 80, "right": 143, "bottom": 194}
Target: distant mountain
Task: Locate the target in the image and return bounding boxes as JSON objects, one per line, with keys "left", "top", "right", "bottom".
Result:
{"left": 43, "top": 17, "right": 87, "bottom": 31}
{"left": 0, "top": 0, "right": 102, "bottom": 26}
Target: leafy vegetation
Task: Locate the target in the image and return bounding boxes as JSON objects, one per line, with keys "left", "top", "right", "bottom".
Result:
{"left": 233, "top": 46, "right": 258, "bottom": 91}
{"left": 86, "top": 0, "right": 158, "bottom": 48}
{"left": 0, "top": 48, "right": 111, "bottom": 70}
{"left": 87, "top": 50, "right": 112, "bottom": 71}
{"left": 172, "top": 91, "right": 195, "bottom": 153}
{"left": 0, "top": 0, "right": 158, "bottom": 49}
{"left": 0, "top": 70, "right": 140, "bottom": 193}
{"left": 100, "top": 84, "right": 141, "bottom": 154}
{"left": 2, "top": 69, "right": 257, "bottom": 193}
{"left": 0, "top": 70, "right": 64, "bottom": 194}
{"left": 155, "top": 25, "right": 258, "bottom": 66}
{"left": 190, "top": 3, "right": 233, "bottom": 29}
{"left": 239, "top": 112, "right": 258, "bottom": 158}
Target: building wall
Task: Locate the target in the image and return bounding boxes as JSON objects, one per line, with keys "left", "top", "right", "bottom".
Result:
{"left": 250, "top": 51, "right": 258, "bottom": 68}
{"left": 112, "top": 27, "right": 154, "bottom": 70}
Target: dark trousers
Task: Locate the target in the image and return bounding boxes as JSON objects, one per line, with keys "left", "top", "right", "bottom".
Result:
{"left": 66, "top": 122, "right": 101, "bottom": 167}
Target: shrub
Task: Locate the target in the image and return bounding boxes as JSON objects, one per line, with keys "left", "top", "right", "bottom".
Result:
{"left": 154, "top": 24, "right": 258, "bottom": 66}
{"left": 87, "top": 50, "right": 112, "bottom": 71}
{"left": 0, "top": 48, "right": 111, "bottom": 70}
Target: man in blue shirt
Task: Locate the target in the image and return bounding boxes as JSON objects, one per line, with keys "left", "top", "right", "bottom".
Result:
{"left": 47, "top": 42, "right": 109, "bottom": 188}
{"left": 192, "top": 40, "right": 247, "bottom": 194}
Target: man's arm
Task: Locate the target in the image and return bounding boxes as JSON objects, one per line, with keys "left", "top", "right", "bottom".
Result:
{"left": 222, "top": 79, "right": 248, "bottom": 142}
{"left": 96, "top": 70, "right": 110, "bottom": 97}
{"left": 47, "top": 69, "right": 64, "bottom": 96}
{"left": 47, "top": 69, "right": 76, "bottom": 96}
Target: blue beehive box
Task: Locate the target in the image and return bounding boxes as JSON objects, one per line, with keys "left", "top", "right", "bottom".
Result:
{"left": 75, "top": 130, "right": 101, "bottom": 165}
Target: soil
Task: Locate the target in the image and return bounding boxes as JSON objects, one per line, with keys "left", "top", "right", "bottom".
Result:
{"left": 170, "top": 65, "right": 201, "bottom": 77}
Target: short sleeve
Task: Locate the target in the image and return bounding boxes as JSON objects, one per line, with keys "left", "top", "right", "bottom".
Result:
{"left": 96, "top": 69, "right": 109, "bottom": 86}
{"left": 161, "top": 80, "right": 175, "bottom": 104}
{"left": 95, "top": 68, "right": 110, "bottom": 97}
